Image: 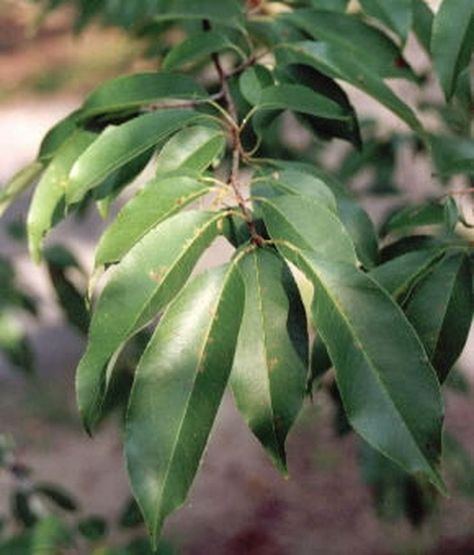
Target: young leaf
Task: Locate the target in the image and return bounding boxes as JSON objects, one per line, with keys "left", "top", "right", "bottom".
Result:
{"left": 279, "top": 247, "right": 445, "bottom": 489}
{"left": 231, "top": 249, "right": 308, "bottom": 472}
{"left": 276, "top": 42, "right": 423, "bottom": 134}
{"left": 257, "top": 194, "right": 358, "bottom": 265}
{"left": 79, "top": 72, "right": 208, "bottom": 120}
{"left": 67, "top": 109, "right": 205, "bottom": 205}
{"left": 283, "top": 9, "right": 417, "bottom": 80}
{"left": 77, "top": 210, "right": 225, "bottom": 432}
{"left": 27, "top": 130, "right": 97, "bottom": 263}
{"left": 125, "top": 263, "right": 245, "bottom": 544}
{"left": 359, "top": 0, "right": 413, "bottom": 43}
{"left": 95, "top": 176, "right": 212, "bottom": 266}
{"left": 155, "top": 125, "right": 225, "bottom": 176}
{"left": 431, "top": 0, "right": 474, "bottom": 100}
{"left": 162, "top": 31, "right": 240, "bottom": 71}
{"left": 404, "top": 252, "right": 473, "bottom": 383}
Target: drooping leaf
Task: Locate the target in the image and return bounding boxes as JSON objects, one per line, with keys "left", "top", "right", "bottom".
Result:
{"left": 67, "top": 109, "right": 205, "bottom": 205}
{"left": 163, "top": 31, "right": 241, "bottom": 70}
{"left": 404, "top": 252, "right": 473, "bottom": 382}
{"left": 155, "top": 125, "right": 225, "bottom": 176}
{"left": 95, "top": 175, "right": 212, "bottom": 267}
{"left": 431, "top": 0, "right": 474, "bottom": 100}
{"left": 278, "top": 247, "right": 445, "bottom": 489}
{"left": 308, "top": 334, "right": 332, "bottom": 393}
{"left": 38, "top": 110, "right": 82, "bottom": 162}
{"left": 276, "top": 42, "right": 424, "bottom": 134}
{"left": 125, "top": 263, "right": 244, "bottom": 544}
{"left": 0, "top": 161, "right": 44, "bottom": 218}
{"left": 257, "top": 194, "right": 358, "bottom": 264}
{"left": 77, "top": 210, "right": 225, "bottom": 432}
{"left": 359, "top": 0, "right": 413, "bottom": 43}
{"left": 283, "top": 9, "right": 417, "bottom": 80}
{"left": 79, "top": 73, "right": 208, "bottom": 120}
{"left": 27, "top": 130, "right": 97, "bottom": 263}
{"left": 231, "top": 248, "right": 308, "bottom": 472}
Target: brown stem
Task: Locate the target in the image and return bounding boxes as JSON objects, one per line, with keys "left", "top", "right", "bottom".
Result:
{"left": 206, "top": 23, "right": 264, "bottom": 246}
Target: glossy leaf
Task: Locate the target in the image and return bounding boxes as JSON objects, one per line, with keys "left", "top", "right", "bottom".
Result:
{"left": 276, "top": 41, "right": 423, "bottom": 134}
{"left": 27, "top": 130, "right": 97, "bottom": 263}
{"left": 431, "top": 0, "right": 474, "bottom": 100}
{"left": 155, "top": 125, "right": 225, "bottom": 176}
{"left": 280, "top": 248, "right": 445, "bottom": 489}
{"left": 382, "top": 202, "right": 446, "bottom": 237}
{"left": 257, "top": 194, "right": 358, "bottom": 264}
{"left": 284, "top": 10, "right": 416, "bottom": 80}
{"left": 0, "top": 161, "right": 44, "bottom": 218}
{"left": 77, "top": 210, "right": 225, "bottom": 431}
{"left": 67, "top": 109, "right": 204, "bottom": 205}
{"left": 125, "top": 263, "right": 244, "bottom": 544}
{"left": 96, "top": 175, "right": 212, "bottom": 267}
{"left": 80, "top": 72, "right": 207, "bottom": 120}
{"left": 359, "top": 0, "right": 413, "bottom": 43}
{"left": 231, "top": 249, "right": 308, "bottom": 472}
{"left": 404, "top": 252, "right": 473, "bottom": 382}
{"left": 162, "top": 31, "right": 240, "bottom": 70}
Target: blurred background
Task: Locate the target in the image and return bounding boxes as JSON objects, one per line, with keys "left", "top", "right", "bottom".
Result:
{"left": 0, "top": 1, "right": 473, "bottom": 553}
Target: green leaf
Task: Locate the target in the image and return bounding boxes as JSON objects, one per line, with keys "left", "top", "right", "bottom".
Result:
{"left": 77, "top": 210, "right": 225, "bottom": 432}
{"left": 283, "top": 9, "right": 417, "bottom": 80}
{"left": 257, "top": 194, "right": 358, "bottom": 265}
{"left": 231, "top": 249, "right": 308, "bottom": 472}
{"left": 431, "top": 0, "right": 474, "bottom": 100}
{"left": 155, "top": 125, "right": 225, "bottom": 176}
{"left": 153, "top": 0, "right": 245, "bottom": 29}
{"left": 31, "top": 517, "right": 71, "bottom": 555}
{"left": 412, "top": 0, "right": 434, "bottom": 52}
{"left": 308, "top": 334, "right": 332, "bottom": 392}
{"left": 80, "top": 72, "right": 208, "bottom": 120}
{"left": 239, "top": 65, "right": 275, "bottom": 106}
{"left": 278, "top": 247, "right": 445, "bottom": 489}
{"left": 77, "top": 517, "right": 108, "bottom": 542}
{"left": 95, "top": 175, "right": 212, "bottom": 267}
{"left": 276, "top": 41, "right": 423, "bottom": 134}
{"left": 252, "top": 168, "right": 337, "bottom": 212}
{"left": 67, "top": 109, "right": 204, "bottom": 205}
{"left": 162, "top": 31, "right": 240, "bottom": 70}
{"left": 382, "top": 202, "right": 446, "bottom": 236}
{"left": 359, "top": 0, "right": 413, "bottom": 43}
{"left": 38, "top": 110, "right": 81, "bottom": 162}
{"left": 125, "top": 263, "right": 244, "bottom": 544}
{"left": 430, "top": 135, "right": 474, "bottom": 176}
{"left": 254, "top": 83, "right": 353, "bottom": 126}
{"left": 27, "top": 130, "right": 97, "bottom": 263}
{"left": 404, "top": 252, "right": 473, "bottom": 382}
{"left": 0, "top": 161, "right": 44, "bottom": 218}
{"left": 370, "top": 249, "right": 445, "bottom": 302}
